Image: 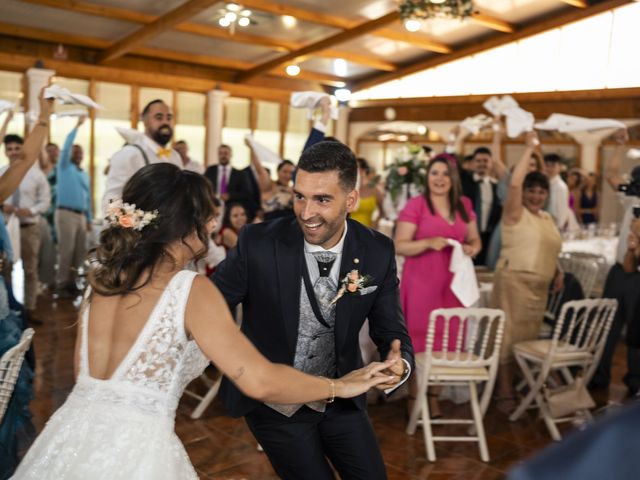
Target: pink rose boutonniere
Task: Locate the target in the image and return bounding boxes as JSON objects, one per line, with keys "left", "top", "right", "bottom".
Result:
{"left": 331, "top": 269, "right": 375, "bottom": 305}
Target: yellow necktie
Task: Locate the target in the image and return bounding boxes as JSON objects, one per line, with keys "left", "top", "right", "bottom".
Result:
{"left": 157, "top": 148, "right": 172, "bottom": 159}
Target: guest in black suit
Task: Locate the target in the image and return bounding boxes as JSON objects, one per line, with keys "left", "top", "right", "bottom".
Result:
{"left": 213, "top": 141, "right": 414, "bottom": 480}
{"left": 203, "top": 144, "right": 252, "bottom": 210}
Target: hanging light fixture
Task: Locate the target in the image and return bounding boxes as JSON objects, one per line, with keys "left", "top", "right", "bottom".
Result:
{"left": 399, "top": 0, "right": 476, "bottom": 31}
{"left": 216, "top": 2, "right": 254, "bottom": 34}
{"left": 285, "top": 64, "right": 301, "bottom": 76}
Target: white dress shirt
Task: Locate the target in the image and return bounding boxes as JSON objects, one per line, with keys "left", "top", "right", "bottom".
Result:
{"left": 616, "top": 195, "right": 637, "bottom": 265}
{"left": 183, "top": 158, "right": 205, "bottom": 175}
{"left": 304, "top": 222, "right": 410, "bottom": 393}
{"left": 548, "top": 175, "right": 571, "bottom": 230}
{"left": 102, "top": 135, "right": 182, "bottom": 215}
{"left": 0, "top": 165, "right": 50, "bottom": 225}
{"left": 474, "top": 174, "right": 496, "bottom": 233}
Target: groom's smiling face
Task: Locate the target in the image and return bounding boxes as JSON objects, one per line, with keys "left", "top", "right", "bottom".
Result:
{"left": 293, "top": 169, "right": 358, "bottom": 249}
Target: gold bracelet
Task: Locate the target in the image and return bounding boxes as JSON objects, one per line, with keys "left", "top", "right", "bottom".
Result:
{"left": 321, "top": 376, "right": 335, "bottom": 404}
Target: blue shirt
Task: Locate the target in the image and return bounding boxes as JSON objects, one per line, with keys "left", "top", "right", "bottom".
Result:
{"left": 56, "top": 127, "right": 92, "bottom": 221}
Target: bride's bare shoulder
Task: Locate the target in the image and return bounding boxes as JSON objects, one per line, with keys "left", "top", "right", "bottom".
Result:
{"left": 188, "top": 275, "right": 227, "bottom": 310}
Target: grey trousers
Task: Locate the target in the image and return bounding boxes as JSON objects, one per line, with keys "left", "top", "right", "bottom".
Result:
{"left": 38, "top": 216, "right": 56, "bottom": 286}
{"left": 55, "top": 209, "right": 87, "bottom": 288}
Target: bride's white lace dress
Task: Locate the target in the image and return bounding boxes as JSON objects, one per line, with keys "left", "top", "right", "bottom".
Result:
{"left": 12, "top": 270, "right": 210, "bottom": 479}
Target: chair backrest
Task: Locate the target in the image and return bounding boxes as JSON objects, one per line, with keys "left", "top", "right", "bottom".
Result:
{"left": 559, "top": 253, "right": 600, "bottom": 298}
{"left": 547, "top": 299, "right": 617, "bottom": 372}
{"left": 0, "top": 328, "right": 34, "bottom": 423}
{"left": 425, "top": 308, "right": 505, "bottom": 369}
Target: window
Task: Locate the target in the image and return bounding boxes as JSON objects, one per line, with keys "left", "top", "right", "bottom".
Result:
{"left": 0, "top": 70, "right": 24, "bottom": 166}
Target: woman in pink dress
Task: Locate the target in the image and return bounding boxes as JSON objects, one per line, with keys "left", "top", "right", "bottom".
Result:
{"left": 395, "top": 154, "right": 481, "bottom": 416}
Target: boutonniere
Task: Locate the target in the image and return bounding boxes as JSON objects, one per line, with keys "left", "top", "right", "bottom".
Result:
{"left": 331, "top": 269, "right": 374, "bottom": 305}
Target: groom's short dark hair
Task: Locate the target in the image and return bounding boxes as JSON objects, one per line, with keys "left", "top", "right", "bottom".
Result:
{"left": 297, "top": 141, "right": 357, "bottom": 191}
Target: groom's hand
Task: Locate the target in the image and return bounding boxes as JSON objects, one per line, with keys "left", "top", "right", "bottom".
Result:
{"left": 375, "top": 339, "right": 406, "bottom": 391}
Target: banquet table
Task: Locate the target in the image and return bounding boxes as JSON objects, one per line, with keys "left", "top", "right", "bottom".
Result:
{"left": 561, "top": 236, "right": 619, "bottom": 295}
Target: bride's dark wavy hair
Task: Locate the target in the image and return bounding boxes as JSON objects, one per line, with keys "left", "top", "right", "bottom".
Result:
{"left": 89, "top": 163, "right": 214, "bottom": 296}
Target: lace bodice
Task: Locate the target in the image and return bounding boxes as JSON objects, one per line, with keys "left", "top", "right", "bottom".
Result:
{"left": 74, "top": 270, "right": 209, "bottom": 419}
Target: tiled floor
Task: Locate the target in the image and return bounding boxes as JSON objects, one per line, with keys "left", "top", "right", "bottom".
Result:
{"left": 23, "top": 292, "right": 633, "bottom": 479}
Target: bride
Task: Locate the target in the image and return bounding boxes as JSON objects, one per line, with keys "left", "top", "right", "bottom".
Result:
{"left": 12, "top": 163, "right": 394, "bottom": 479}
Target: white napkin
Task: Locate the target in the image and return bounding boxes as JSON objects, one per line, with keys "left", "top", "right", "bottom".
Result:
{"left": 628, "top": 148, "right": 640, "bottom": 160}
{"left": 447, "top": 239, "right": 479, "bottom": 307}
{"left": 461, "top": 114, "right": 493, "bottom": 135}
{"left": 115, "top": 126, "right": 144, "bottom": 144}
{"left": 44, "top": 84, "right": 103, "bottom": 110}
{"left": 483, "top": 95, "right": 519, "bottom": 117}
{"left": 245, "top": 134, "right": 282, "bottom": 166}
{"left": 290, "top": 91, "right": 338, "bottom": 120}
{"left": 0, "top": 100, "right": 15, "bottom": 115}
{"left": 53, "top": 109, "right": 89, "bottom": 118}
{"left": 504, "top": 106, "right": 535, "bottom": 138}
{"left": 535, "top": 113, "right": 625, "bottom": 133}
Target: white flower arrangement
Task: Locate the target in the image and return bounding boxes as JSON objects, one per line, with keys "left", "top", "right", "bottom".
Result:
{"left": 105, "top": 199, "right": 159, "bottom": 231}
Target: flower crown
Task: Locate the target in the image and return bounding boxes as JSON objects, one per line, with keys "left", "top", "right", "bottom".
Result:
{"left": 105, "top": 199, "right": 158, "bottom": 231}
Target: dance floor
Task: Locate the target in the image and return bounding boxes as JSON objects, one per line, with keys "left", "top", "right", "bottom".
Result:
{"left": 25, "top": 292, "right": 631, "bottom": 479}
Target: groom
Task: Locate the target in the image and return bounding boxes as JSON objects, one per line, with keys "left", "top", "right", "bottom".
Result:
{"left": 213, "top": 140, "right": 414, "bottom": 479}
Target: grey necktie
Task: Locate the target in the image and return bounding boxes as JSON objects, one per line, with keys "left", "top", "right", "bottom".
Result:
{"left": 311, "top": 251, "right": 338, "bottom": 323}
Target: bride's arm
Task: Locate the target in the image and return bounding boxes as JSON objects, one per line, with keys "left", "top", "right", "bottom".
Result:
{"left": 185, "top": 276, "right": 394, "bottom": 403}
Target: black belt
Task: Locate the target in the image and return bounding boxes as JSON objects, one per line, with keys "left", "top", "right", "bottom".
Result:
{"left": 19, "top": 223, "right": 37, "bottom": 228}
{"left": 58, "top": 206, "right": 85, "bottom": 215}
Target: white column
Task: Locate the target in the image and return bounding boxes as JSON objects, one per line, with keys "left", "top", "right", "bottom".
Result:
{"left": 26, "top": 68, "right": 55, "bottom": 128}
{"left": 206, "top": 89, "right": 229, "bottom": 166}
{"left": 567, "top": 130, "right": 617, "bottom": 172}
{"left": 335, "top": 105, "right": 350, "bottom": 145}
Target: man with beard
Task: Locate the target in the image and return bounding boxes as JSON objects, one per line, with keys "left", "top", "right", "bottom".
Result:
{"left": 213, "top": 141, "right": 414, "bottom": 480}
{"left": 102, "top": 99, "right": 181, "bottom": 213}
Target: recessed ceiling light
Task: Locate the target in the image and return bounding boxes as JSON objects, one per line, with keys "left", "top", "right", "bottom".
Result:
{"left": 404, "top": 19, "right": 422, "bottom": 32}
{"left": 286, "top": 65, "right": 301, "bottom": 76}
{"left": 333, "top": 58, "right": 348, "bottom": 77}
{"left": 282, "top": 15, "right": 297, "bottom": 28}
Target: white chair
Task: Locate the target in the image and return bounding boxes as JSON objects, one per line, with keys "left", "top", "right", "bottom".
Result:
{"left": 559, "top": 253, "right": 600, "bottom": 299}
{"left": 0, "top": 328, "right": 35, "bottom": 424}
{"left": 406, "top": 308, "right": 505, "bottom": 462}
{"left": 509, "top": 299, "right": 617, "bottom": 440}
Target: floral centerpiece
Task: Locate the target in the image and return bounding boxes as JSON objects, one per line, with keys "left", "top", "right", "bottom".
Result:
{"left": 385, "top": 144, "right": 428, "bottom": 204}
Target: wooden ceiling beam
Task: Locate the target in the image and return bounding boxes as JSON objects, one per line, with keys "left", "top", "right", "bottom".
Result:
{"left": 373, "top": 29, "right": 451, "bottom": 54}
{"left": 97, "top": 0, "right": 219, "bottom": 63}
{"left": 471, "top": 13, "right": 515, "bottom": 33}
{"left": 20, "top": 0, "right": 398, "bottom": 71}
{"left": 353, "top": 0, "right": 632, "bottom": 91}
{"left": 0, "top": 24, "right": 348, "bottom": 87}
{"left": 561, "top": 0, "right": 588, "bottom": 7}
{"left": 237, "top": 11, "right": 401, "bottom": 82}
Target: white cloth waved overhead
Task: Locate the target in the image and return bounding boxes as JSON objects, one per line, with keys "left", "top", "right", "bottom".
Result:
{"left": 0, "top": 100, "right": 15, "bottom": 114}
{"left": 628, "top": 149, "right": 640, "bottom": 160}
{"left": 44, "top": 84, "right": 103, "bottom": 110}
{"left": 447, "top": 239, "right": 479, "bottom": 307}
{"left": 115, "top": 126, "right": 145, "bottom": 144}
{"left": 504, "top": 106, "right": 535, "bottom": 138}
{"left": 245, "top": 134, "right": 282, "bottom": 166}
{"left": 535, "top": 113, "right": 625, "bottom": 133}
{"left": 461, "top": 114, "right": 493, "bottom": 135}
{"left": 290, "top": 91, "right": 338, "bottom": 120}
{"left": 483, "top": 95, "right": 519, "bottom": 117}
{"left": 53, "top": 109, "right": 89, "bottom": 118}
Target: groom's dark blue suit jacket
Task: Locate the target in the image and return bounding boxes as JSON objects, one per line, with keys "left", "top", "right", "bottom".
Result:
{"left": 212, "top": 217, "right": 415, "bottom": 418}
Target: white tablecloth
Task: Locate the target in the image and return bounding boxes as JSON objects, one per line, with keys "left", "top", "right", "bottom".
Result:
{"left": 561, "top": 237, "right": 618, "bottom": 266}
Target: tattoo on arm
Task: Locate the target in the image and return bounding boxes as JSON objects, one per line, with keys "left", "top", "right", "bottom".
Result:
{"left": 232, "top": 366, "right": 245, "bottom": 381}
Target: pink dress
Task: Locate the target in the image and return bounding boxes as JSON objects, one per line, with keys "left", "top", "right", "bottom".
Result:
{"left": 399, "top": 195, "right": 476, "bottom": 353}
